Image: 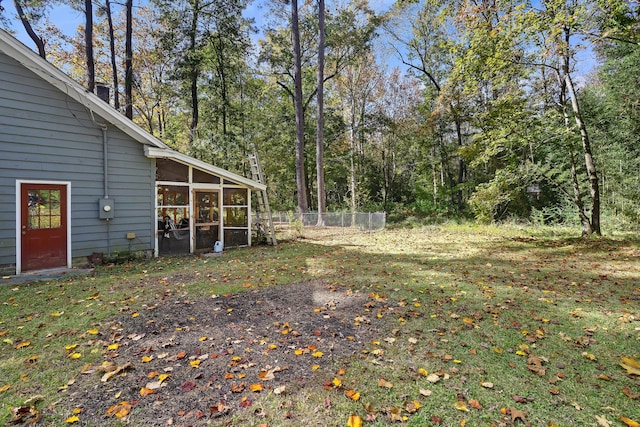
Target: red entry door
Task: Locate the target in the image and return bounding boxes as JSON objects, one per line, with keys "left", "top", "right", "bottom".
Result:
{"left": 20, "top": 183, "right": 68, "bottom": 272}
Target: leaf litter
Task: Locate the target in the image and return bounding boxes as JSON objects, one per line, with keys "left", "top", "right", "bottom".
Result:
{"left": 61, "top": 279, "right": 380, "bottom": 425}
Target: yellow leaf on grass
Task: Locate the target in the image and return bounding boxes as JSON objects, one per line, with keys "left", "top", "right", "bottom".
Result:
{"left": 249, "top": 383, "right": 263, "bottom": 392}
{"left": 455, "top": 401, "right": 469, "bottom": 412}
{"left": 0, "top": 384, "right": 10, "bottom": 393}
{"left": 347, "top": 414, "right": 363, "bottom": 427}
{"left": 620, "top": 416, "right": 640, "bottom": 427}
{"left": 189, "top": 359, "right": 200, "bottom": 368}
{"left": 87, "top": 329, "right": 99, "bottom": 335}
{"left": 65, "top": 415, "right": 80, "bottom": 423}
{"left": 141, "top": 356, "right": 153, "bottom": 363}
{"left": 69, "top": 352, "right": 82, "bottom": 359}
{"left": 158, "top": 373, "right": 170, "bottom": 382}
{"left": 332, "top": 377, "right": 342, "bottom": 388}
{"left": 65, "top": 344, "right": 78, "bottom": 350}
{"left": 345, "top": 389, "right": 360, "bottom": 401}
{"left": 107, "top": 344, "right": 119, "bottom": 351}
{"left": 312, "top": 351, "right": 324, "bottom": 358}
{"left": 72, "top": 408, "right": 82, "bottom": 414}
{"left": 620, "top": 357, "right": 640, "bottom": 376}
{"left": 418, "top": 368, "right": 428, "bottom": 376}
{"left": 15, "top": 340, "right": 30, "bottom": 349}
{"left": 582, "top": 352, "right": 597, "bottom": 361}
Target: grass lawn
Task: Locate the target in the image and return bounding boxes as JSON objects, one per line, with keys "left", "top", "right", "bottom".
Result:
{"left": 1, "top": 224, "right": 639, "bottom": 426}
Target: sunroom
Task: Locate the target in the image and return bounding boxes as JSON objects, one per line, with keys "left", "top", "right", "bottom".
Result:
{"left": 146, "top": 147, "right": 265, "bottom": 256}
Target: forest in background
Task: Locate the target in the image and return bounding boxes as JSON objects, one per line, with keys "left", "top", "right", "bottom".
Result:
{"left": 1, "top": 0, "right": 638, "bottom": 236}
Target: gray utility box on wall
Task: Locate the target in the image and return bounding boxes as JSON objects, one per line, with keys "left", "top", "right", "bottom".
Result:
{"left": 99, "top": 198, "right": 115, "bottom": 219}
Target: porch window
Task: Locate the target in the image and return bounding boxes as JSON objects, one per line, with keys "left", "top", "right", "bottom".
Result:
{"left": 157, "top": 185, "right": 190, "bottom": 255}
{"left": 223, "top": 188, "right": 249, "bottom": 247}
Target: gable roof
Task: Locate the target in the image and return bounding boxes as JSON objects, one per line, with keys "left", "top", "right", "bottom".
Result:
{"left": 0, "top": 29, "right": 266, "bottom": 191}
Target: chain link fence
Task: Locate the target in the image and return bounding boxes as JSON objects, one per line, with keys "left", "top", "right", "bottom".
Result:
{"left": 271, "top": 211, "right": 386, "bottom": 232}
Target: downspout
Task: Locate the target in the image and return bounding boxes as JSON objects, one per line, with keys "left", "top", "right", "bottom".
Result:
{"left": 101, "top": 125, "right": 111, "bottom": 256}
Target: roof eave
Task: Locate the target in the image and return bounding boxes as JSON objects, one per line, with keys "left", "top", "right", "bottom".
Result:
{"left": 145, "top": 146, "right": 267, "bottom": 191}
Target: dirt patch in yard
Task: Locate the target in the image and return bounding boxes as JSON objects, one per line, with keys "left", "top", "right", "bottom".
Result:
{"left": 63, "top": 279, "right": 384, "bottom": 426}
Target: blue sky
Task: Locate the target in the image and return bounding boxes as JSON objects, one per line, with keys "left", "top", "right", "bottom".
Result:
{"left": 3, "top": 0, "right": 596, "bottom": 78}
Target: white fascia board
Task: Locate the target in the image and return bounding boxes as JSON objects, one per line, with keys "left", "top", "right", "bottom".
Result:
{"left": 145, "top": 146, "right": 267, "bottom": 191}
{"left": 0, "top": 29, "right": 168, "bottom": 149}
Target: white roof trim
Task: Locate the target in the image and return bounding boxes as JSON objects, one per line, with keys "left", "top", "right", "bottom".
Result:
{"left": 145, "top": 146, "right": 266, "bottom": 191}
{"left": 0, "top": 29, "right": 168, "bottom": 149}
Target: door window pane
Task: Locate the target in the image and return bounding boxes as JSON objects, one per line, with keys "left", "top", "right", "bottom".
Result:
{"left": 27, "top": 189, "right": 61, "bottom": 230}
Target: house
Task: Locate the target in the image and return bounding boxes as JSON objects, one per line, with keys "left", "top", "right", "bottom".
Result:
{"left": 0, "top": 29, "right": 266, "bottom": 275}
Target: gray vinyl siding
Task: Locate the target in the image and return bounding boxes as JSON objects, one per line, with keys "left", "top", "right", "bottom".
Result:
{"left": 0, "top": 52, "right": 155, "bottom": 268}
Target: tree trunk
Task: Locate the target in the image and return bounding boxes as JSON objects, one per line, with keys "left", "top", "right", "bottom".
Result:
{"left": 561, "top": 26, "right": 601, "bottom": 235}
{"left": 315, "top": 0, "right": 326, "bottom": 226}
{"left": 564, "top": 68, "right": 601, "bottom": 235}
{"left": 557, "top": 63, "right": 592, "bottom": 236}
{"left": 125, "top": 0, "right": 133, "bottom": 118}
{"left": 291, "top": 0, "right": 308, "bottom": 215}
{"left": 85, "top": 0, "right": 95, "bottom": 92}
{"left": 105, "top": 0, "right": 120, "bottom": 109}
{"left": 13, "top": 0, "right": 46, "bottom": 58}
{"left": 187, "top": 1, "right": 199, "bottom": 146}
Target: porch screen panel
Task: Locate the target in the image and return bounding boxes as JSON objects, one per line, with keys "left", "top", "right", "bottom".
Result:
{"left": 157, "top": 185, "right": 190, "bottom": 255}
{"left": 222, "top": 188, "right": 249, "bottom": 247}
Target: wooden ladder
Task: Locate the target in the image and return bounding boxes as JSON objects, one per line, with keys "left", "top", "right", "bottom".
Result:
{"left": 248, "top": 152, "right": 277, "bottom": 245}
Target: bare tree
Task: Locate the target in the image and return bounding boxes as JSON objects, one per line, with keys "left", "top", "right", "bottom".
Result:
{"left": 13, "top": 0, "right": 46, "bottom": 58}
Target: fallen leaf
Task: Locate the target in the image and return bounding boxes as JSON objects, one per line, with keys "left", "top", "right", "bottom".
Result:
{"left": 106, "top": 402, "right": 131, "bottom": 419}
{"left": 210, "top": 401, "right": 231, "bottom": 416}
{"left": 426, "top": 373, "right": 441, "bottom": 383}
{"left": 481, "top": 382, "right": 494, "bottom": 388}
{"left": 180, "top": 381, "right": 196, "bottom": 392}
{"left": 454, "top": 401, "right": 468, "bottom": 412}
{"left": 347, "top": 414, "right": 362, "bottom": 427}
{"left": 378, "top": 378, "right": 393, "bottom": 389}
{"left": 595, "top": 415, "right": 613, "bottom": 427}
{"left": 15, "top": 340, "right": 30, "bottom": 349}
{"left": 419, "top": 388, "right": 432, "bottom": 397}
{"left": 0, "top": 384, "right": 10, "bottom": 393}
{"left": 139, "top": 387, "right": 156, "bottom": 397}
{"left": 345, "top": 389, "right": 360, "bottom": 401}
{"left": 101, "top": 362, "right": 133, "bottom": 382}
{"left": 388, "top": 406, "right": 403, "bottom": 421}
{"left": 620, "top": 416, "right": 640, "bottom": 427}
{"left": 274, "top": 385, "right": 286, "bottom": 395}
{"left": 620, "top": 357, "right": 640, "bottom": 376}
{"left": 511, "top": 408, "right": 527, "bottom": 423}
{"left": 513, "top": 394, "right": 534, "bottom": 403}
{"left": 622, "top": 386, "right": 640, "bottom": 399}
{"left": 468, "top": 399, "right": 482, "bottom": 410}
{"left": 65, "top": 415, "right": 80, "bottom": 423}
{"left": 230, "top": 382, "right": 246, "bottom": 393}
{"left": 405, "top": 400, "right": 421, "bottom": 413}
{"left": 249, "top": 383, "right": 263, "bottom": 392}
